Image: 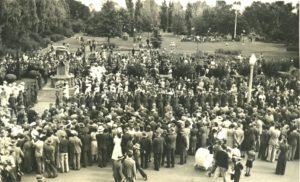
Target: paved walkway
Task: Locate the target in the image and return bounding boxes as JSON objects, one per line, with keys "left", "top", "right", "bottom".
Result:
{"left": 32, "top": 82, "right": 56, "bottom": 114}
{"left": 22, "top": 156, "right": 299, "bottom": 182}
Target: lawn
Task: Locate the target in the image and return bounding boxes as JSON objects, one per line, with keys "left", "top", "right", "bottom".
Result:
{"left": 45, "top": 33, "right": 299, "bottom": 59}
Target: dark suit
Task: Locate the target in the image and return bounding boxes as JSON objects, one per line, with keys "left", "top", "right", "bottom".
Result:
{"left": 152, "top": 136, "right": 164, "bottom": 170}
{"left": 140, "top": 137, "right": 152, "bottom": 169}
{"left": 165, "top": 132, "right": 177, "bottom": 167}
{"left": 96, "top": 132, "right": 109, "bottom": 167}
{"left": 121, "top": 133, "right": 132, "bottom": 154}
{"left": 80, "top": 133, "right": 92, "bottom": 167}
{"left": 123, "top": 157, "right": 136, "bottom": 182}
{"left": 43, "top": 144, "right": 57, "bottom": 178}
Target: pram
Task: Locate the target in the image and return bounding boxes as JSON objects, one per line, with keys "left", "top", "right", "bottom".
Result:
{"left": 194, "top": 148, "right": 214, "bottom": 171}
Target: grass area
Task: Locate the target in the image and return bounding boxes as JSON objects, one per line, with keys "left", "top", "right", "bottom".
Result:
{"left": 44, "top": 33, "right": 299, "bottom": 59}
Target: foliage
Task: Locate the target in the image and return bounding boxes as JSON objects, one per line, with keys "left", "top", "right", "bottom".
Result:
{"left": 134, "top": 0, "right": 143, "bottom": 33}
{"left": 208, "top": 64, "right": 229, "bottom": 79}
{"left": 50, "top": 34, "right": 65, "bottom": 42}
{"left": 172, "top": 62, "right": 195, "bottom": 79}
{"left": 172, "top": 11, "right": 186, "bottom": 34}
{"left": 0, "top": 0, "right": 90, "bottom": 54}
{"left": 87, "top": 1, "right": 122, "bottom": 42}
{"left": 5, "top": 74, "right": 17, "bottom": 83}
{"left": 243, "top": 1, "right": 299, "bottom": 44}
{"left": 167, "top": 2, "right": 174, "bottom": 32}
{"left": 185, "top": 3, "right": 193, "bottom": 35}
{"left": 151, "top": 28, "right": 162, "bottom": 48}
{"left": 261, "top": 59, "right": 293, "bottom": 76}
{"left": 127, "top": 63, "right": 146, "bottom": 77}
{"left": 28, "top": 70, "right": 40, "bottom": 79}
{"left": 160, "top": 0, "right": 168, "bottom": 32}
{"left": 215, "top": 49, "right": 241, "bottom": 55}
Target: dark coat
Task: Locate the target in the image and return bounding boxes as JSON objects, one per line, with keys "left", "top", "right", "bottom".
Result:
{"left": 152, "top": 136, "right": 164, "bottom": 153}
{"left": 165, "top": 133, "right": 177, "bottom": 150}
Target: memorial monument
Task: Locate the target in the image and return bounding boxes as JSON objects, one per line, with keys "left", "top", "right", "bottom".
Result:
{"left": 50, "top": 53, "right": 75, "bottom": 88}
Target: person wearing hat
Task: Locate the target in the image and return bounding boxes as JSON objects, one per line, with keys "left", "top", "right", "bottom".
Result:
{"left": 112, "top": 155, "right": 125, "bottom": 182}
{"left": 96, "top": 126, "right": 109, "bottom": 168}
{"left": 165, "top": 127, "right": 177, "bottom": 168}
{"left": 59, "top": 134, "right": 69, "bottom": 173}
{"left": 123, "top": 150, "right": 136, "bottom": 182}
{"left": 213, "top": 144, "right": 229, "bottom": 182}
{"left": 140, "top": 132, "right": 151, "bottom": 169}
{"left": 80, "top": 127, "right": 92, "bottom": 168}
{"left": 133, "top": 143, "right": 147, "bottom": 181}
{"left": 152, "top": 132, "right": 164, "bottom": 171}
{"left": 43, "top": 139, "right": 58, "bottom": 178}
{"left": 69, "top": 130, "right": 82, "bottom": 170}
{"left": 33, "top": 135, "right": 45, "bottom": 174}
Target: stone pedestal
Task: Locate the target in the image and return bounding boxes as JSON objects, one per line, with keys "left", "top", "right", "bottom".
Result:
{"left": 50, "top": 59, "right": 74, "bottom": 88}
{"left": 50, "top": 74, "right": 75, "bottom": 88}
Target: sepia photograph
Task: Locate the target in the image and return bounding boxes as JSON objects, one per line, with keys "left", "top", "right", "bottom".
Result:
{"left": 0, "top": 0, "right": 299, "bottom": 182}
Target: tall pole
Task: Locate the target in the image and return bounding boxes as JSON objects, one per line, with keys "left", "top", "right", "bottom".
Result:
{"left": 247, "top": 65, "right": 254, "bottom": 103}
{"left": 234, "top": 9, "right": 237, "bottom": 40}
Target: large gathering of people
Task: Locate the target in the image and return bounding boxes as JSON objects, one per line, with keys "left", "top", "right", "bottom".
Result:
{"left": 0, "top": 43, "right": 299, "bottom": 182}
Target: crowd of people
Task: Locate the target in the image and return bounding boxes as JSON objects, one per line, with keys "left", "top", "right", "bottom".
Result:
{"left": 0, "top": 44, "right": 299, "bottom": 182}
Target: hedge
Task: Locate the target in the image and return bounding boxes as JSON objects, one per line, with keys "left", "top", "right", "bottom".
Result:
{"left": 261, "top": 59, "right": 293, "bottom": 77}
{"left": 5, "top": 74, "right": 17, "bottom": 83}
{"left": 50, "top": 34, "right": 65, "bottom": 42}
{"left": 215, "top": 48, "right": 241, "bottom": 55}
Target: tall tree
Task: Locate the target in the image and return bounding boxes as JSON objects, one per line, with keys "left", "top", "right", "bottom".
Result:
{"left": 125, "top": 0, "right": 134, "bottom": 36}
{"left": 185, "top": 3, "right": 193, "bottom": 35}
{"left": 172, "top": 11, "right": 186, "bottom": 34}
{"left": 160, "top": 0, "right": 168, "bottom": 32}
{"left": 167, "top": 2, "right": 174, "bottom": 32}
{"left": 134, "top": 0, "right": 143, "bottom": 32}
{"left": 94, "top": 1, "right": 121, "bottom": 43}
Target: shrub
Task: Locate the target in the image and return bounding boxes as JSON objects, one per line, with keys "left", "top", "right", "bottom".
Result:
{"left": 215, "top": 48, "right": 241, "bottom": 55}
{"left": 172, "top": 63, "right": 195, "bottom": 79}
{"left": 208, "top": 64, "right": 229, "bottom": 79}
{"left": 286, "top": 45, "right": 299, "bottom": 52}
{"left": 28, "top": 70, "right": 40, "bottom": 79}
{"left": 19, "top": 37, "right": 40, "bottom": 51}
{"left": 62, "top": 28, "right": 74, "bottom": 38}
{"left": 127, "top": 63, "right": 145, "bottom": 77}
{"left": 50, "top": 34, "right": 65, "bottom": 42}
{"left": 261, "top": 59, "right": 293, "bottom": 77}
{"left": 5, "top": 74, "right": 17, "bottom": 83}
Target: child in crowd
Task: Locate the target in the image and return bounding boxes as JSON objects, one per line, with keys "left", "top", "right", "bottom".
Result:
{"left": 245, "top": 147, "right": 256, "bottom": 176}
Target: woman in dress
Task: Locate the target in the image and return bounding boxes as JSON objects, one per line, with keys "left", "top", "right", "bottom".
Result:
{"left": 111, "top": 133, "right": 122, "bottom": 161}
{"left": 275, "top": 138, "right": 289, "bottom": 175}
{"left": 90, "top": 127, "right": 98, "bottom": 163}
{"left": 226, "top": 124, "right": 235, "bottom": 148}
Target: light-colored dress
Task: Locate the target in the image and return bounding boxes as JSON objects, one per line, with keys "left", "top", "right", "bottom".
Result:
{"left": 111, "top": 136, "right": 122, "bottom": 160}
{"left": 91, "top": 132, "right": 98, "bottom": 156}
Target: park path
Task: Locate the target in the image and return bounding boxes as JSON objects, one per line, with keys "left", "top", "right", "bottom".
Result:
{"left": 31, "top": 81, "right": 56, "bottom": 114}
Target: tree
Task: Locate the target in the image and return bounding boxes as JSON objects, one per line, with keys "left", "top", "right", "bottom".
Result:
{"left": 125, "top": 0, "right": 134, "bottom": 36}
{"left": 172, "top": 11, "right": 186, "bottom": 35}
{"left": 151, "top": 27, "right": 162, "bottom": 48}
{"left": 134, "top": 0, "right": 143, "bottom": 33}
{"left": 167, "top": 2, "right": 174, "bottom": 32}
{"left": 185, "top": 3, "right": 193, "bottom": 35}
{"left": 93, "top": 1, "right": 121, "bottom": 43}
{"left": 160, "top": 0, "right": 168, "bottom": 32}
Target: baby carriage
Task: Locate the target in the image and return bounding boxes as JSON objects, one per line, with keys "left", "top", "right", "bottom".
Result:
{"left": 194, "top": 148, "right": 214, "bottom": 171}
